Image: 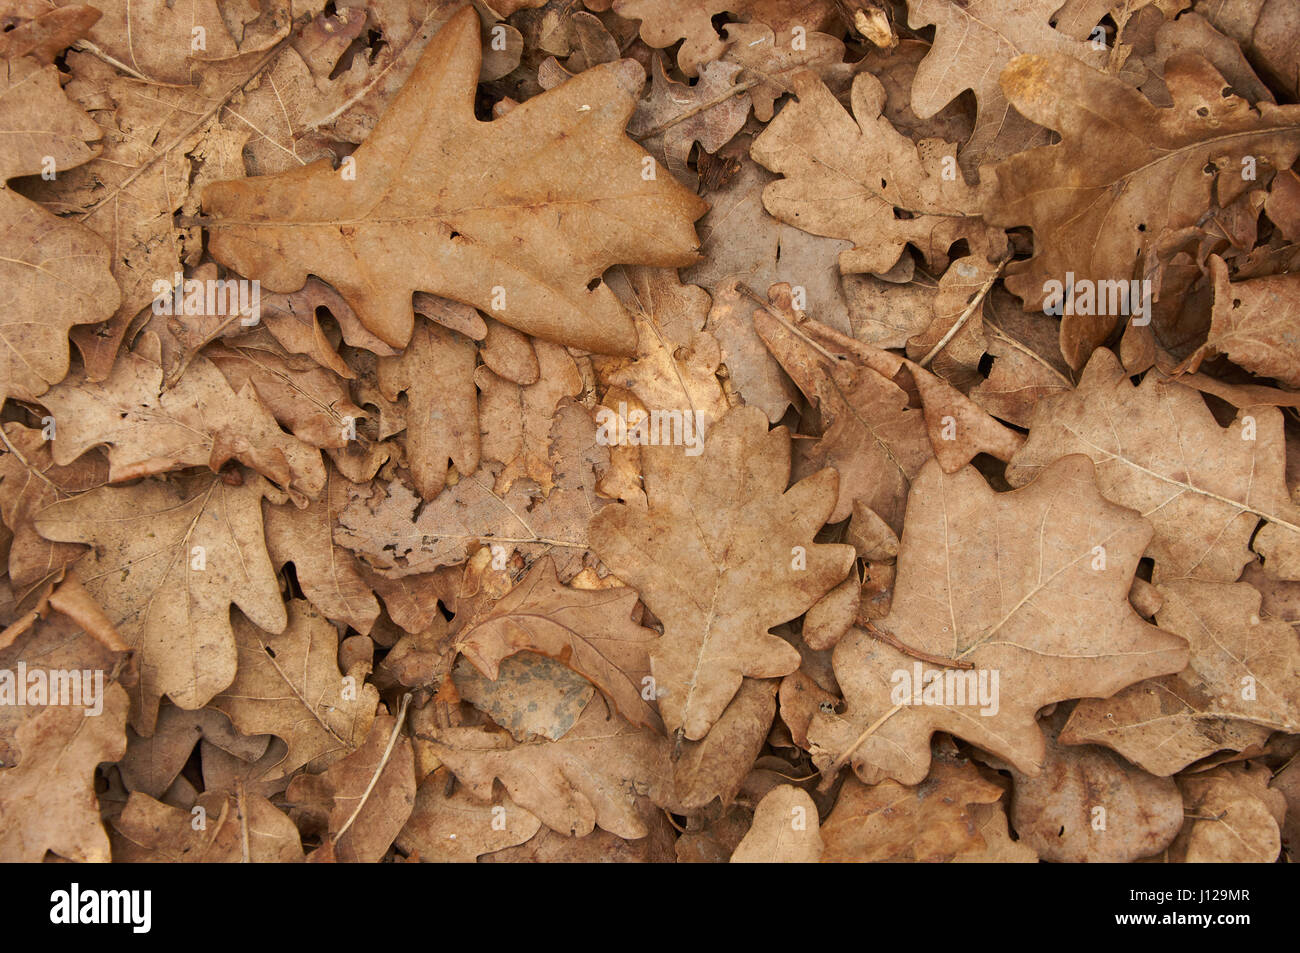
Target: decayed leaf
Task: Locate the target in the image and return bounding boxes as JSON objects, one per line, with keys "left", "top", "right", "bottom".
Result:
{"left": 1008, "top": 706, "right": 1184, "bottom": 862}
{"left": 454, "top": 556, "right": 660, "bottom": 731}
{"left": 452, "top": 652, "right": 595, "bottom": 742}
{"left": 477, "top": 340, "right": 582, "bottom": 495}
{"left": 1061, "top": 579, "right": 1300, "bottom": 774}
{"left": 809, "top": 455, "right": 1189, "bottom": 785}
{"left": 111, "top": 790, "right": 304, "bottom": 863}
{"left": 118, "top": 703, "right": 268, "bottom": 799}
{"left": 420, "top": 699, "right": 670, "bottom": 839}
{"left": 1171, "top": 762, "right": 1285, "bottom": 862}
{"left": 286, "top": 709, "right": 416, "bottom": 863}
{"left": 0, "top": 56, "right": 119, "bottom": 400}
{"left": 597, "top": 267, "right": 730, "bottom": 436}
{"left": 751, "top": 70, "right": 994, "bottom": 277}
{"left": 337, "top": 401, "right": 609, "bottom": 582}
{"left": 820, "top": 750, "right": 1005, "bottom": 862}
{"left": 590, "top": 405, "right": 855, "bottom": 741}
{"left": 906, "top": 0, "right": 1106, "bottom": 167}
{"left": 1007, "top": 348, "right": 1300, "bottom": 581}
{"left": 203, "top": 8, "right": 707, "bottom": 355}
{"left": 729, "top": 784, "right": 821, "bottom": 862}
{"left": 34, "top": 473, "right": 288, "bottom": 734}
{"left": 212, "top": 600, "right": 378, "bottom": 781}
{"left": 986, "top": 53, "right": 1300, "bottom": 369}
{"left": 40, "top": 342, "right": 326, "bottom": 503}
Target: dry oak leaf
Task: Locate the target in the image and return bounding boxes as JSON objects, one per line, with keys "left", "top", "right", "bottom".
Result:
{"left": 596, "top": 266, "right": 730, "bottom": 439}
{"left": 627, "top": 54, "right": 753, "bottom": 185}
{"left": 111, "top": 790, "right": 304, "bottom": 863}
{"left": 263, "top": 462, "right": 381, "bottom": 636}
{"left": 589, "top": 404, "right": 855, "bottom": 741}
{"left": 0, "top": 422, "right": 107, "bottom": 590}
{"left": 34, "top": 472, "right": 289, "bottom": 735}
{"left": 0, "top": 610, "right": 128, "bottom": 862}
{"left": 1007, "top": 705, "right": 1184, "bottom": 862}
{"left": 985, "top": 53, "right": 1300, "bottom": 370}
{"left": 753, "top": 298, "right": 931, "bottom": 530}
{"left": 420, "top": 699, "right": 671, "bottom": 839}
{"left": 808, "top": 455, "right": 1189, "bottom": 786}
{"left": 211, "top": 600, "right": 379, "bottom": 782}
{"left": 453, "top": 556, "right": 662, "bottom": 731}
{"left": 0, "top": 56, "right": 119, "bottom": 402}
{"left": 378, "top": 317, "right": 479, "bottom": 501}
{"left": 820, "top": 750, "right": 1005, "bottom": 862}
{"left": 476, "top": 339, "right": 582, "bottom": 496}
{"left": 683, "top": 139, "right": 855, "bottom": 340}
{"left": 1006, "top": 349, "right": 1300, "bottom": 582}
{"left": 395, "top": 766, "right": 541, "bottom": 862}
{"left": 1202, "top": 256, "right": 1300, "bottom": 387}
{"left": 720, "top": 21, "right": 850, "bottom": 123}
{"left": 0, "top": 4, "right": 100, "bottom": 63}
{"left": 612, "top": 0, "right": 837, "bottom": 77}
{"left": 286, "top": 709, "right": 417, "bottom": 863}
{"left": 1171, "top": 762, "right": 1285, "bottom": 862}
{"left": 906, "top": 0, "right": 1107, "bottom": 168}
{"left": 118, "top": 703, "right": 269, "bottom": 799}
{"left": 60, "top": 0, "right": 249, "bottom": 85}
{"left": 202, "top": 7, "right": 708, "bottom": 356}
{"left": 750, "top": 69, "right": 994, "bottom": 277}
{"left": 337, "top": 400, "right": 610, "bottom": 582}
{"left": 40, "top": 343, "right": 326, "bottom": 503}
{"left": 729, "top": 784, "right": 822, "bottom": 863}
{"left": 1061, "top": 579, "right": 1300, "bottom": 775}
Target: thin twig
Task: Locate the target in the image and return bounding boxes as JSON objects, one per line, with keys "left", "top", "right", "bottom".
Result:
{"left": 916, "top": 258, "right": 1007, "bottom": 368}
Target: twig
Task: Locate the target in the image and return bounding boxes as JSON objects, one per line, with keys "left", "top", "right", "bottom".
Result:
{"left": 916, "top": 257, "right": 1007, "bottom": 368}
{"left": 861, "top": 621, "right": 975, "bottom": 669}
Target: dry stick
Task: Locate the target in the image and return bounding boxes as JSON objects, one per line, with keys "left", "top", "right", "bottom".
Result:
{"left": 76, "top": 37, "right": 293, "bottom": 224}
{"left": 0, "top": 426, "right": 61, "bottom": 493}
{"left": 736, "top": 283, "right": 847, "bottom": 365}
{"left": 634, "top": 78, "right": 761, "bottom": 140}
{"left": 916, "top": 257, "right": 1007, "bottom": 368}
{"left": 333, "top": 692, "right": 413, "bottom": 848}
{"left": 237, "top": 780, "right": 251, "bottom": 864}
{"left": 71, "top": 39, "right": 156, "bottom": 83}
{"left": 861, "top": 621, "right": 974, "bottom": 669}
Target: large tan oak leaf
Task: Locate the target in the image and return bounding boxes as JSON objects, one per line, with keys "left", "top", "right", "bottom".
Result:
{"left": 34, "top": 473, "right": 288, "bottom": 736}
{"left": 202, "top": 7, "right": 707, "bottom": 356}
{"left": 808, "top": 455, "right": 1188, "bottom": 786}
{"left": 985, "top": 53, "right": 1300, "bottom": 369}
{"left": 590, "top": 405, "right": 855, "bottom": 742}
{"left": 1007, "top": 349, "right": 1300, "bottom": 582}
